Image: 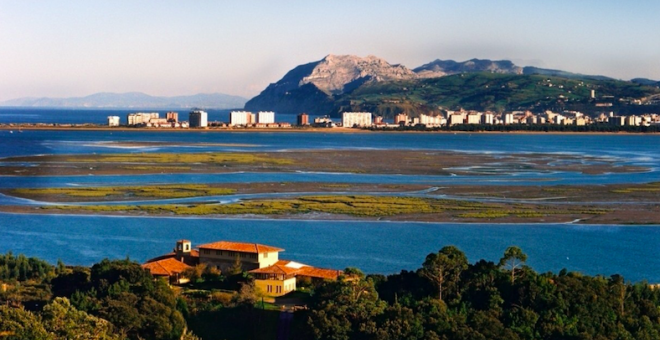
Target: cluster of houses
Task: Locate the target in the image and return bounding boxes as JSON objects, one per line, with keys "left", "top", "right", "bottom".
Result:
{"left": 143, "top": 240, "right": 341, "bottom": 297}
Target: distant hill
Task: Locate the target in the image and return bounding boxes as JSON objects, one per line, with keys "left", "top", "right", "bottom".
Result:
{"left": 522, "top": 66, "right": 613, "bottom": 81}
{"left": 414, "top": 59, "right": 523, "bottom": 78}
{"left": 333, "top": 72, "right": 660, "bottom": 117}
{"left": 631, "top": 78, "right": 660, "bottom": 87}
{"left": 0, "top": 92, "right": 247, "bottom": 109}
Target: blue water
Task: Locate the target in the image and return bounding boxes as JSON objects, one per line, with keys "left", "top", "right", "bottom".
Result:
{"left": 0, "top": 111, "right": 659, "bottom": 281}
{"left": 1, "top": 213, "right": 658, "bottom": 283}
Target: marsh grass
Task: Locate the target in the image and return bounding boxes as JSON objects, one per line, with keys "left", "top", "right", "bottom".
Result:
{"left": 13, "top": 184, "right": 236, "bottom": 199}
{"left": 43, "top": 194, "right": 612, "bottom": 220}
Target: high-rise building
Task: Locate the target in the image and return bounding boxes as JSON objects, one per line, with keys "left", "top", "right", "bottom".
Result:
{"left": 394, "top": 113, "right": 409, "bottom": 125}
{"left": 342, "top": 112, "right": 372, "bottom": 127}
{"left": 297, "top": 113, "right": 309, "bottom": 126}
{"left": 107, "top": 116, "right": 120, "bottom": 127}
{"left": 189, "top": 110, "right": 208, "bottom": 128}
{"left": 127, "top": 112, "right": 159, "bottom": 126}
{"left": 230, "top": 111, "right": 253, "bottom": 126}
{"left": 256, "top": 111, "right": 275, "bottom": 124}
{"left": 166, "top": 112, "right": 178, "bottom": 123}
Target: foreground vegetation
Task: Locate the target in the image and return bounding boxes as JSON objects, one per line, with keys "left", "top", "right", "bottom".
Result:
{"left": 43, "top": 195, "right": 610, "bottom": 221}
{"left": 2, "top": 246, "right": 660, "bottom": 340}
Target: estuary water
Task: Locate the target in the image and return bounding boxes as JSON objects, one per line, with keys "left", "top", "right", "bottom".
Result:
{"left": 0, "top": 112, "right": 659, "bottom": 282}
{"left": 2, "top": 213, "right": 659, "bottom": 283}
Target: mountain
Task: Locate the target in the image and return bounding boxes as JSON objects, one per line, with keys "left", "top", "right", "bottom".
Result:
{"left": 244, "top": 54, "right": 417, "bottom": 114}
{"left": 631, "top": 78, "right": 660, "bottom": 87}
{"left": 0, "top": 92, "right": 247, "bottom": 109}
{"left": 413, "top": 59, "right": 522, "bottom": 78}
{"left": 245, "top": 55, "right": 635, "bottom": 115}
{"left": 522, "top": 66, "right": 613, "bottom": 81}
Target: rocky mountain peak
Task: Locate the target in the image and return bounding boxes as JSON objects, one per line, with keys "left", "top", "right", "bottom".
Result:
{"left": 299, "top": 54, "right": 417, "bottom": 95}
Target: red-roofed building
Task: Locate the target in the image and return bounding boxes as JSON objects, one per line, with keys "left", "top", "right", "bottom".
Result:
{"left": 143, "top": 240, "right": 341, "bottom": 293}
{"left": 142, "top": 258, "right": 191, "bottom": 284}
{"left": 249, "top": 260, "right": 342, "bottom": 296}
{"left": 197, "top": 241, "right": 284, "bottom": 272}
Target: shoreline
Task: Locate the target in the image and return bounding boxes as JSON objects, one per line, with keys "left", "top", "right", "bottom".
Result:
{"left": 1, "top": 125, "right": 658, "bottom": 135}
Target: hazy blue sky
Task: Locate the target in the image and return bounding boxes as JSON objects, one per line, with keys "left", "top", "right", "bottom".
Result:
{"left": 1, "top": 1, "right": 658, "bottom": 101}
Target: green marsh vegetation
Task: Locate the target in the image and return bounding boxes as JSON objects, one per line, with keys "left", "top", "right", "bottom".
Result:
{"left": 45, "top": 195, "right": 610, "bottom": 220}
{"left": 66, "top": 152, "right": 294, "bottom": 165}
{"left": 12, "top": 184, "right": 236, "bottom": 199}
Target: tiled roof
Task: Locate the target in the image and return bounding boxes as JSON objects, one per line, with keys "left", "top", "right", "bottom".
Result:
{"left": 197, "top": 241, "right": 284, "bottom": 254}
{"left": 249, "top": 260, "right": 342, "bottom": 280}
{"left": 298, "top": 266, "right": 343, "bottom": 280}
{"left": 144, "top": 250, "right": 199, "bottom": 266}
{"left": 142, "top": 258, "right": 191, "bottom": 277}
{"left": 249, "top": 261, "right": 300, "bottom": 276}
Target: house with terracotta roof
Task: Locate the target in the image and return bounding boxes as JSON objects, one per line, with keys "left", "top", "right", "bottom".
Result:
{"left": 143, "top": 239, "right": 341, "bottom": 295}
{"left": 197, "top": 240, "right": 284, "bottom": 272}
{"left": 249, "top": 260, "right": 342, "bottom": 296}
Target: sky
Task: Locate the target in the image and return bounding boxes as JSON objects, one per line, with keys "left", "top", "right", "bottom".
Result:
{"left": 0, "top": 1, "right": 659, "bottom": 101}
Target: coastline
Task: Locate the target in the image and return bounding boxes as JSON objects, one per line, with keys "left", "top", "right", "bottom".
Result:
{"left": 1, "top": 125, "right": 658, "bottom": 135}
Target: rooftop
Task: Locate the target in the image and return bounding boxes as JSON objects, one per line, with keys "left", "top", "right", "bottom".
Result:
{"left": 197, "top": 240, "right": 284, "bottom": 254}
{"left": 142, "top": 258, "right": 191, "bottom": 277}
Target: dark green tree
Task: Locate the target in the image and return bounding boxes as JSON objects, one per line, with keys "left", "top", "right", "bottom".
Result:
{"left": 421, "top": 246, "right": 468, "bottom": 301}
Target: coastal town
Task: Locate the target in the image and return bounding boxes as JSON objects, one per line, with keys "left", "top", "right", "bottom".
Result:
{"left": 102, "top": 108, "right": 659, "bottom": 130}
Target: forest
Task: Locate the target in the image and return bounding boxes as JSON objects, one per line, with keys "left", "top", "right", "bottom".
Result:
{"left": 1, "top": 246, "right": 659, "bottom": 340}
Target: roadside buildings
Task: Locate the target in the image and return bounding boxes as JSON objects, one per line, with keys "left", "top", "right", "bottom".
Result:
{"left": 342, "top": 112, "right": 372, "bottom": 127}
{"left": 189, "top": 110, "right": 208, "bottom": 128}
{"left": 107, "top": 116, "right": 120, "bottom": 127}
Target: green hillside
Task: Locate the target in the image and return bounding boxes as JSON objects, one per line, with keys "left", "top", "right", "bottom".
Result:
{"left": 332, "top": 73, "right": 660, "bottom": 117}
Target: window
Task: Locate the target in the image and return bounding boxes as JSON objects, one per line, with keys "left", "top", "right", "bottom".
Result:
{"left": 240, "top": 253, "right": 246, "bottom": 258}
{"left": 202, "top": 249, "right": 210, "bottom": 255}
{"left": 215, "top": 250, "right": 222, "bottom": 256}
{"left": 250, "top": 254, "right": 257, "bottom": 259}
{"left": 227, "top": 251, "right": 235, "bottom": 257}
{"left": 264, "top": 253, "right": 268, "bottom": 258}
{"left": 276, "top": 286, "right": 282, "bottom": 294}
{"left": 267, "top": 285, "right": 272, "bottom": 293}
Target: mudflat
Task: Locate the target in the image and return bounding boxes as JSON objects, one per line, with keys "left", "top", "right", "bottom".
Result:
{"left": 0, "top": 149, "right": 645, "bottom": 176}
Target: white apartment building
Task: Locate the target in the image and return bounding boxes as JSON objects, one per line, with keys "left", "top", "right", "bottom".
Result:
{"left": 127, "top": 112, "right": 159, "bottom": 126}
{"left": 107, "top": 116, "right": 120, "bottom": 127}
{"left": 465, "top": 113, "right": 481, "bottom": 125}
{"left": 503, "top": 113, "right": 515, "bottom": 125}
{"left": 419, "top": 114, "right": 444, "bottom": 127}
{"left": 481, "top": 113, "right": 494, "bottom": 125}
{"left": 342, "top": 112, "right": 372, "bottom": 127}
{"left": 230, "top": 111, "right": 254, "bottom": 126}
{"left": 627, "top": 115, "right": 642, "bottom": 126}
{"left": 189, "top": 110, "right": 208, "bottom": 128}
{"left": 448, "top": 114, "right": 465, "bottom": 126}
{"left": 257, "top": 111, "right": 275, "bottom": 124}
